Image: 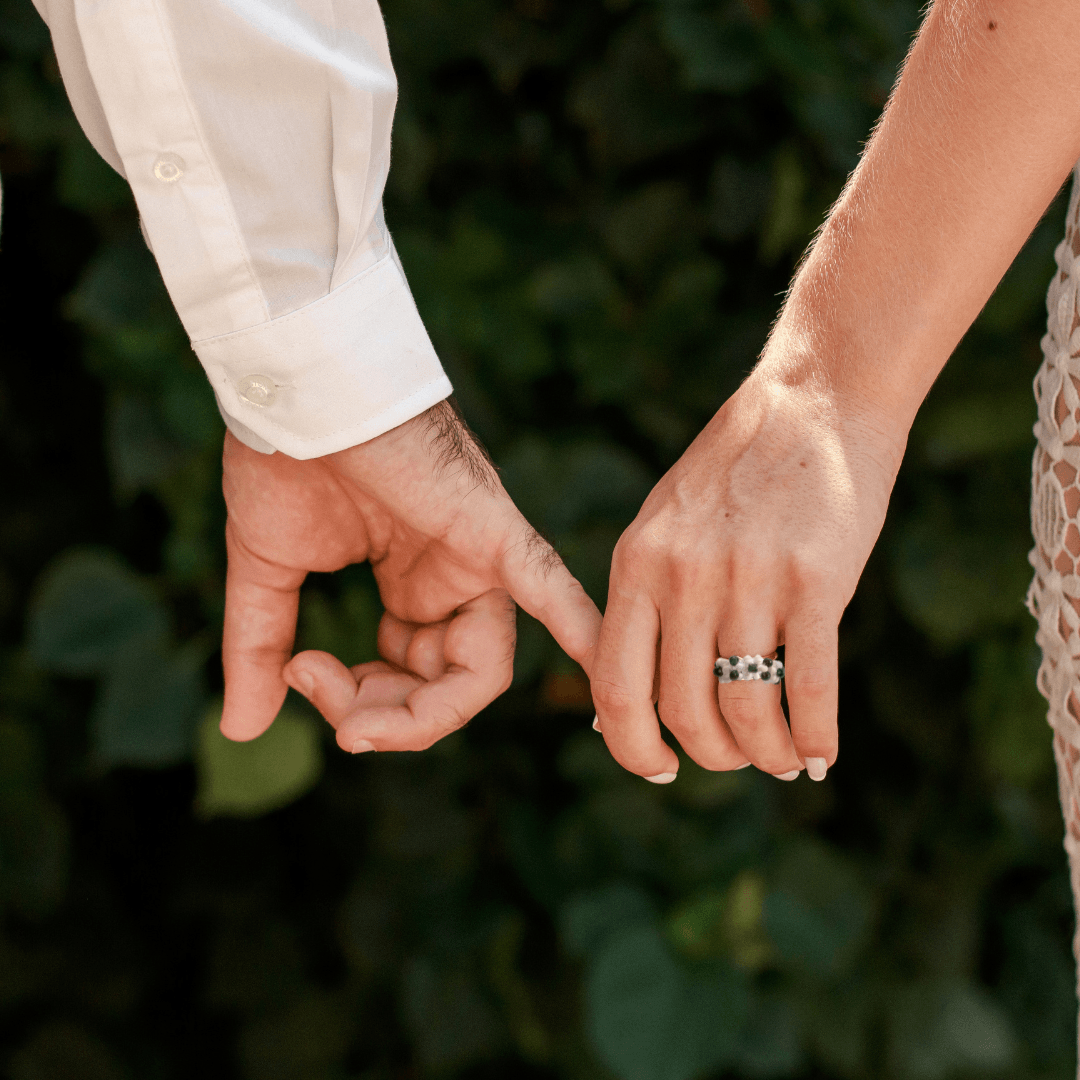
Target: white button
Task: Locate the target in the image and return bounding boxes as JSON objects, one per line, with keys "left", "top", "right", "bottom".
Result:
{"left": 238, "top": 374, "right": 277, "bottom": 406}
{"left": 153, "top": 154, "right": 185, "bottom": 183}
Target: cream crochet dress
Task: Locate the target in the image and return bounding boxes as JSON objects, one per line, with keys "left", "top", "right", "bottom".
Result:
{"left": 1029, "top": 164, "right": 1080, "bottom": 1056}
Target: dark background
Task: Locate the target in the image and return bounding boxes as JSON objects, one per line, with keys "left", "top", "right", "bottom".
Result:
{"left": 0, "top": 0, "right": 1075, "bottom": 1077}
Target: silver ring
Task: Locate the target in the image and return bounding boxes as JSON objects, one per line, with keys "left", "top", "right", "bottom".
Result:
{"left": 714, "top": 654, "right": 784, "bottom": 684}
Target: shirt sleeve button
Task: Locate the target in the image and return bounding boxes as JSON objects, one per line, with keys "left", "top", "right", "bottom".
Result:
{"left": 153, "top": 154, "right": 185, "bottom": 183}
{"left": 238, "top": 374, "right": 277, "bottom": 406}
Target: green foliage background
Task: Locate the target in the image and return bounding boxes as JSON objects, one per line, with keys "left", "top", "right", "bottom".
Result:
{"left": 0, "top": 0, "right": 1075, "bottom": 1076}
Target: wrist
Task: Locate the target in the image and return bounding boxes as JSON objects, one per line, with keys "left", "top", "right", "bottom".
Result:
{"left": 751, "top": 322, "right": 911, "bottom": 482}
{"left": 757, "top": 247, "right": 943, "bottom": 464}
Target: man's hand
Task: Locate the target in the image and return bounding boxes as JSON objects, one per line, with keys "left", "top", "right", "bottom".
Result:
{"left": 220, "top": 401, "right": 601, "bottom": 752}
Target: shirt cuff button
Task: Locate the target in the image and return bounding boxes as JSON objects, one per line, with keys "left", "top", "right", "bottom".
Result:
{"left": 238, "top": 374, "right": 277, "bottom": 406}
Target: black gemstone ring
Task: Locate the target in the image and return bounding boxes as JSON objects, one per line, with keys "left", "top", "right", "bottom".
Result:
{"left": 714, "top": 654, "right": 784, "bottom": 684}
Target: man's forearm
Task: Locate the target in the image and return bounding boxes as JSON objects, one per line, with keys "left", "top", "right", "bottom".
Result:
{"left": 765, "top": 0, "right": 1080, "bottom": 444}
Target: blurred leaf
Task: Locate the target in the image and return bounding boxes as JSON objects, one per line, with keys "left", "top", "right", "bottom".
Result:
{"left": 238, "top": 991, "right": 353, "bottom": 1080}
{"left": 159, "top": 370, "right": 224, "bottom": 448}
{"left": 997, "top": 905, "right": 1077, "bottom": 1065}
{"left": 64, "top": 234, "right": 176, "bottom": 336}
{"left": 759, "top": 146, "right": 808, "bottom": 264}
{"left": 338, "top": 876, "right": 402, "bottom": 977}
{"left": 888, "top": 979, "right": 1018, "bottom": 1080}
{"left": 530, "top": 253, "right": 622, "bottom": 320}
{"left": 967, "top": 636, "right": 1051, "bottom": 787}
{"left": 762, "top": 840, "right": 872, "bottom": 977}
{"left": 568, "top": 13, "right": 704, "bottom": 168}
{"left": 805, "top": 982, "right": 873, "bottom": 1077}
{"left": 603, "top": 182, "right": 693, "bottom": 272}
{"left": 708, "top": 156, "right": 771, "bottom": 241}
{"left": 736, "top": 994, "right": 804, "bottom": 1076}
{"left": 792, "top": 88, "right": 872, "bottom": 173}
{"left": 0, "top": 64, "right": 68, "bottom": 145}
{"left": 204, "top": 917, "right": 307, "bottom": 1012}
{"left": 105, "top": 392, "right": 185, "bottom": 498}
{"left": 659, "top": 8, "right": 764, "bottom": 93}
{"left": 919, "top": 390, "right": 1035, "bottom": 467}
{"left": 56, "top": 131, "right": 130, "bottom": 214}
{"left": 668, "top": 870, "right": 772, "bottom": 970}
{"left": 90, "top": 635, "right": 207, "bottom": 767}
{"left": 9, "top": 1022, "right": 127, "bottom": 1080}
{"left": 0, "top": 719, "right": 43, "bottom": 793}
{"left": 402, "top": 954, "right": 506, "bottom": 1072}
{"left": 297, "top": 578, "right": 381, "bottom": 668}
{"left": 27, "top": 549, "right": 168, "bottom": 676}
{"left": 511, "top": 611, "right": 554, "bottom": 687}
{"left": 500, "top": 436, "right": 655, "bottom": 536}
{"left": 560, "top": 882, "right": 657, "bottom": 957}
{"left": 0, "top": 0, "right": 51, "bottom": 55}
{"left": 195, "top": 702, "right": 323, "bottom": 818}
{"left": 0, "top": 791, "right": 68, "bottom": 918}
{"left": 892, "top": 512, "right": 1031, "bottom": 648}
{"left": 586, "top": 924, "right": 749, "bottom": 1080}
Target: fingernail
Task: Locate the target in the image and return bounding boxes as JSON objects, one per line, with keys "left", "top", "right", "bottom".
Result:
{"left": 736, "top": 762, "right": 752, "bottom": 770}
{"left": 645, "top": 772, "right": 678, "bottom": 784}
{"left": 592, "top": 715, "right": 601, "bottom": 732}
{"left": 806, "top": 757, "right": 828, "bottom": 781}
{"left": 351, "top": 739, "right": 375, "bottom": 754}
{"left": 774, "top": 769, "right": 801, "bottom": 781}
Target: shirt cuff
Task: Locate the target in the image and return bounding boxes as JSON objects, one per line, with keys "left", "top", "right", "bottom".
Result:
{"left": 193, "top": 243, "right": 452, "bottom": 460}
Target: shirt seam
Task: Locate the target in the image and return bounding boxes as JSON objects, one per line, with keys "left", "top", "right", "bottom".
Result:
{"left": 148, "top": 0, "right": 270, "bottom": 322}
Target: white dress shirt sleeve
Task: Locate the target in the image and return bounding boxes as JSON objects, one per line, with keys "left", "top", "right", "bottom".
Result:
{"left": 31, "top": 0, "right": 452, "bottom": 458}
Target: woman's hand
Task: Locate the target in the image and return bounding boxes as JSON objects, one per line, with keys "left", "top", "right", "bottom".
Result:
{"left": 589, "top": 369, "right": 903, "bottom": 782}
{"left": 220, "top": 401, "right": 601, "bottom": 753}
{"left": 587, "top": 0, "right": 1080, "bottom": 784}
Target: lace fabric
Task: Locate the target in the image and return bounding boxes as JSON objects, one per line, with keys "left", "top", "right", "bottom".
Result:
{"left": 1029, "top": 162, "right": 1080, "bottom": 1064}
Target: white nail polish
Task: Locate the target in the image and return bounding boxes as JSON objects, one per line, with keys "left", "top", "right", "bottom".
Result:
{"left": 806, "top": 757, "right": 828, "bottom": 781}
{"left": 774, "top": 769, "right": 800, "bottom": 781}
{"left": 351, "top": 739, "right": 375, "bottom": 754}
{"left": 645, "top": 772, "right": 678, "bottom": 784}
{"left": 592, "top": 715, "right": 601, "bottom": 732}
{"left": 735, "top": 762, "right": 752, "bottom": 770}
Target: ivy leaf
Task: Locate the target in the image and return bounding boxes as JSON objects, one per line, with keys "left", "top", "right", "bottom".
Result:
{"left": 195, "top": 702, "right": 324, "bottom": 819}
{"left": 586, "top": 924, "right": 749, "bottom": 1080}
{"left": 90, "top": 635, "right": 207, "bottom": 768}
{"left": 888, "top": 979, "right": 1018, "bottom": 1079}
{"left": 560, "top": 883, "right": 657, "bottom": 957}
{"left": 762, "top": 839, "right": 873, "bottom": 977}
{"left": 27, "top": 549, "right": 168, "bottom": 677}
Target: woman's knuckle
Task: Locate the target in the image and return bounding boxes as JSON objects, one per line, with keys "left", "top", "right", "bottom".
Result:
{"left": 789, "top": 553, "right": 835, "bottom": 597}
{"left": 591, "top": 677, "right": 636, "bottom": 713}
{"left": 787, "top": 666, "right": 833, "bottom": 697}
{"left": 718, "top": 690, "right": 759, "bottom": 728}
{"left": 657, "top": 693, "right": 695, "bottom": 733}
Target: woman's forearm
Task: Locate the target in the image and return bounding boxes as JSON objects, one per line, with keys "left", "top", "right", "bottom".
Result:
{"left": 767, "top": 0, "right": 1080, "bottom": 445}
